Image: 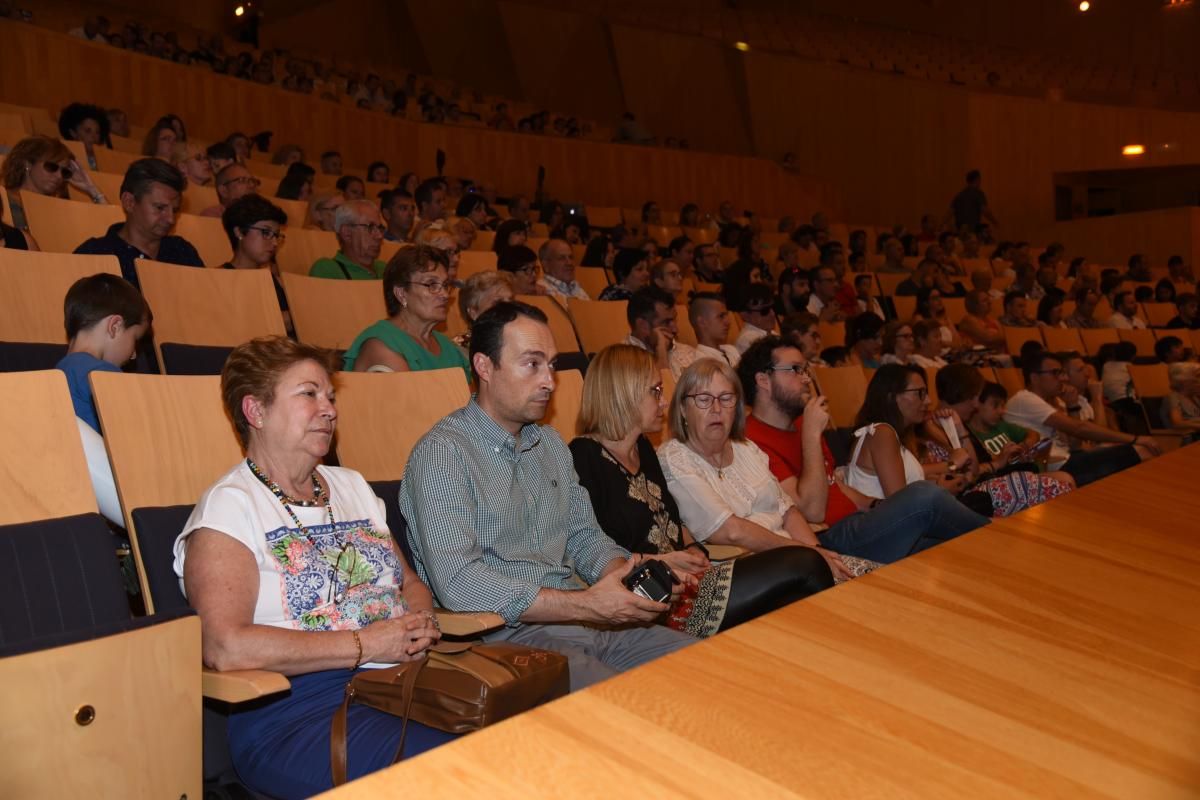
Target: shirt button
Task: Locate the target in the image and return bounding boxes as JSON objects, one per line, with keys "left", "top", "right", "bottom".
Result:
{"left": 494, "top": 447, "right": 499, "bottom": 453}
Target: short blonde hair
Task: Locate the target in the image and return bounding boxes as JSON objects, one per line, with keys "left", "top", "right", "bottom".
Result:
{"left": 668, "top": 358, "right": 745, "bottom": 443}
{"left": 458, "top": 270, "right": 513, "bottom": 321}
{"left": 577, "top": 345, "right": 658, "bottom": 440}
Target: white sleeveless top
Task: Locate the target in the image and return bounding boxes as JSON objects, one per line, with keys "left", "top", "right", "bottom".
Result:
{"left": 843, "top": 423, "right": 927, "bottom": 500}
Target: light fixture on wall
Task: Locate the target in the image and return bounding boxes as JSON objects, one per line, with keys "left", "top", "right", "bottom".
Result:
{"left": 1078, "top": 1, "right": 1090, "bottom": 10}
{"left": 234, "top": 4, "right": 245, "bottom": 16}
{"left": 1122, "top": 144, "right": 1146, "bottom": 156}
{"left": 734, "top": 41, "right": 751, "bottom": 52}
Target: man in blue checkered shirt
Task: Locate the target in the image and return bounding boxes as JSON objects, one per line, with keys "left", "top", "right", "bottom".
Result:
{"left": 401, "top": 301, "right": 694, "bottom": 690}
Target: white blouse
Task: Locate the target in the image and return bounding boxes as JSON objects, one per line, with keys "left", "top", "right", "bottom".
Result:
{"left": 657, "top": 438, "right": 793, "bottom": 542}
{"left": 843, "top": 423, "right": 927, "bottom": 500}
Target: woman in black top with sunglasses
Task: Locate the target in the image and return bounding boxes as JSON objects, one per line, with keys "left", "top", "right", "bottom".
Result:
{"left": 1, "top": 135, "right": 107, "bottom": 233}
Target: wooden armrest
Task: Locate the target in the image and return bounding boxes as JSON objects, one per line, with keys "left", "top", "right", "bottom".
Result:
{"left": 436, "top": 610, "right": 505, "bottom": 638}
{"left": 704, "top": 544, "right": 748, "bottom": 561}
{"left": 203, "top": 668, "right": 291, "bottom": 703}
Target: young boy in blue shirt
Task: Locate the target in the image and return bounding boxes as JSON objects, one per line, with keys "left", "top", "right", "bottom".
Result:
{"left": 57, "top": 273, "right": 152, "bottom": 432}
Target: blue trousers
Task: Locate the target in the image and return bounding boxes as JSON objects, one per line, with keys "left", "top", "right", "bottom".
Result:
{"left": 228, "top": 668, "right": 457, "bottom": 799}
{"left": 817, "top": 480, "right": 989, "bottom": 563}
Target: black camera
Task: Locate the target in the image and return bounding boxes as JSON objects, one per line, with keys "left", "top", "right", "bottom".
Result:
{"left": 623, "top": 559, "right": 676, "bottom": 604}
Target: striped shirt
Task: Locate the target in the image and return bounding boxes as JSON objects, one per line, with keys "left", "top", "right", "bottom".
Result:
{"left": 399, "top": 398, "right": 628, "bottom": 625}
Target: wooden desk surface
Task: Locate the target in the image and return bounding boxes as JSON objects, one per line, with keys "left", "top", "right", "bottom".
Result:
{"left": 321, "top": 447, "right": 1200, "bottom": 798}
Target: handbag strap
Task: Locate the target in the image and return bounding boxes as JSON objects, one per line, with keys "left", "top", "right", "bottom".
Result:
{"left": 330, "top": 660, "right": 425, "bottom": 787}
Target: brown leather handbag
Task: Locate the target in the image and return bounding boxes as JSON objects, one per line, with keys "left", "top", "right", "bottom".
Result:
{"left": 330, "top": 642, "right": 569, "bottom": 785}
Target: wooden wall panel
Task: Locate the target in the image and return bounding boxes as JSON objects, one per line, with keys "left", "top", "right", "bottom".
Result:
{"left": 609, "top": 24, "right": 753, "bottom": 155}
{"left": 404, "top": 0, "right": 523, "bottom": 100}
{"left": 744, "top": 51, "right": 968, "bottom": 230}
{"left": 497, "top": 1, "right": 626, "bottom": 125}
{"left": 965, "top": 93, "right": 1200, "bottom": 240}
{"left": 1046, "top": 208, "right": 1200, "bottom": 272}
{"left": 260, "top": 0, "right": 430, "bottom": 77}
{"left": 0, "top": 21, "right": 828, "bottom": 217}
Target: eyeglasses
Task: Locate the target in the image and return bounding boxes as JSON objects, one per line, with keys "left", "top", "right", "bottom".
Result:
{"left": 247, "top": 226, "right": 285, "bottom": 242}
{"left": 222, "top": 175, "right": 261, "bottom": 189}
{"left": 514, "top": 265, "right": 538, "bottom": 275}
{"left": 686, "top": 392, "right": 737, "bottom": 409}
{"left": 41, "top": 160, "right": 74, "bottom": 180}
{"left": 766, "top": 364, "right": 810, "bottom": 377}
{"left": 409, "top": 280, "right": 450, "bottom": 294}
{"left": 897, "top": 388, "right": 929, "bottom": 400}
{"left": 1033, "top": 368, "right": 1066, "bottom": 377}
{"left": 327, "top": 542, "right": 359, "bottom": 606}
{"left": 649, "top": 383, "right": 664, "bottom": 400}
{"left": 346, "top": 223, "right": 387, "bottom": 236}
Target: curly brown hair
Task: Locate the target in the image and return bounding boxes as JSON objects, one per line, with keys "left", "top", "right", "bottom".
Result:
{"left": 1, "top": 135, "right": 72, "bottom": 190}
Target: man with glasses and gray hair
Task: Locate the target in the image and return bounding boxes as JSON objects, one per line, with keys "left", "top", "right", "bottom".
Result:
{"left": 739, "top": 335, "right": 987, "bottom": 562}
{"left": 309, "top": 199, "right": 387, "bottom": 280}
{"left": 199, "top": 162, "right": 260, "bottom": 217}
{"left": 1003, "top": 351, "right": 1158, "bottom": 485}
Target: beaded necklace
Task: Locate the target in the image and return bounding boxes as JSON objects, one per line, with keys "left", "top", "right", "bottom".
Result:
{"left": 246, "top": 458, "right": 335, "bottom": 533}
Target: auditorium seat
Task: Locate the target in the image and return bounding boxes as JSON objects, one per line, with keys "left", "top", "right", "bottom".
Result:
{"left": 520, "top": 295, "right": 584, "bottom": 354}
{"left": 332, "top": 368, "right": 472, "bottom": 480}
{"left": 279, "top": 272, "right": 386, "bottom": 350}
{"left": 272, "top": 196, "right": 310, "bottom": 229}
{"left": 0, "top": 369, "right": 202, "bottom": 798}
{"left": 1142, "top": 303, "right": 1176, "bottom": 328}
{"left": 179, "top": 183, "right": 219, "bottom": 216}
{"left": 66, "top": 168, "right": 123, "bottom": 206}
{"left": 811, "top": 365, "right": 867, "bottom": 427}
{"left": 568, "top": 298, "right": 630, "bottom": 355}
{"left": 575, "top": 266, "right": 611, "bottom": 299}
{"left": 135, "top": 260, "right": 286, "bottom": 373}
{"left": 92, "top": 146, "right": 139, "bottom": 176}
{"left": 0, "top": 250, "right": 121, "bottom": 345}
{"left": 1002, "top": 326, "right": 1043, "bottom": 356}
{"left": 458, "top": 249, "right": 498, "bottom": 281}
{"left": 818, "top": 321, "right": 846, "bottom": 348}
{"left": 1079, "top": 328, "right": 1120, "bottom": 356}
{"left": 892, "top": 295, "right": 916, "bottom": 321}
{"left": 274, "top": 226, "right": 339, "bottom": 275}
{"left": 542, "top": 368, "right": 584, "bottom": 443}
{"left": 1041, "top": 327, "right": 1084, "bottom": 353}
{"left": 587, "top": 206, "right": 622, "bottom": 228}
{"left": 173, "top": 212, "right": 233, "bottom": 265}
{"left": 1116, "top": 328, "right": 1157, "bottom": 359}
{"left": 21, "top": 191, "right": 123, "bottom": 254}
{"left": 993, "top": 367, "right": 1025, "bottom": 397}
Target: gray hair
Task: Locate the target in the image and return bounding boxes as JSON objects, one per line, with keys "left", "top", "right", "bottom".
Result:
{"left": 667, "top": 357, "right": 746, "bottom": 444}
{"left": 334, "top": 199, "right": 377, "bottom": 234}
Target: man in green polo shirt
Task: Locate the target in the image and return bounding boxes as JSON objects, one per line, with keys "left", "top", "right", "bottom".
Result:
{"left": 309, "top": 199, "right": 388, "bottom": 279}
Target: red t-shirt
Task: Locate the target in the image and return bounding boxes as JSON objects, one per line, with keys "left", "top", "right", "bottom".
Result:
{"left": 744, "top": 415, "right": 860, "bottom": 526}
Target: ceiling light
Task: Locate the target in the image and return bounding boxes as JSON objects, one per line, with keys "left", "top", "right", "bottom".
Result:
{"left": 1079, "top": 1, "right": 1090, "bottom": 10}
{"left": 1122, "top": 144, "right": 1145, "bottom": 156}
{"left": 734, "top": 41, "right": 750, "bottom": 52}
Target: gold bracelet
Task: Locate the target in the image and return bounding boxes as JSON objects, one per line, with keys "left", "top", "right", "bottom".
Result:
{"left": 350, "top": 629, "right": 363, "bottom": 670}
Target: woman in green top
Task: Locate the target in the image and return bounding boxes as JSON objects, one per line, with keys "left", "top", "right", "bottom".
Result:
{"left": 343, "top": 244, "right": 472, "bottom": 381}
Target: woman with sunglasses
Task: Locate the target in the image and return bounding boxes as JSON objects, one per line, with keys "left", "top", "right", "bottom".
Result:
{"left": 572, "top": 346, "right": 835, "bottom": 637}
{"left": 1, "top": 135, "right": 107, "bottom": 233}
{"left": 342, "top": 244, "right": 471, "bottom": 380}
{"left": 174, "top": 336, "right": 453, "bottom": 798}
{"left": 659, "top": 358, "right": 875, "bottom": 583}
{"left": 220, "top": 194, "right": 292, "bottom": 332}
